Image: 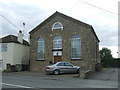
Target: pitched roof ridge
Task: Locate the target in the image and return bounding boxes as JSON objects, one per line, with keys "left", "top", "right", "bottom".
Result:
{"left": 0, "top": 34, "right": 30, "bottom": 46}
{"left": 54, "top": 11, "right": 91, "bottom": 26}
{"left": 11, "top": 35, "right": 14, "bottom": 41}
{"left": 1, "top": 34, "right": 16, "bottom": 39}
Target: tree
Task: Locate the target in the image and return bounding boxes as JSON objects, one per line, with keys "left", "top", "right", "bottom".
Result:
{"left": 99, "top": 47, "right": 113, "bottom": 59}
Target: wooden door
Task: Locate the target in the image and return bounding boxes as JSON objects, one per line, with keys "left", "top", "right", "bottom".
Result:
{"left": 54, "top": 56, "right": 62, "bottom": 63}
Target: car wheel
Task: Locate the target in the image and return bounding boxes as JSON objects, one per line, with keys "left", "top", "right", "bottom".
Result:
{"left": 77, "top": 69, "right": 80, "bottom": 74}
{"left": 53, "top": 70, "right": 60, "bottom": 75}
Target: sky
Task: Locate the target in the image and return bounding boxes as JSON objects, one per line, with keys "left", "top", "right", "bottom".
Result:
{"left": 0, "top": 0, "right": 119, "bottom": 58}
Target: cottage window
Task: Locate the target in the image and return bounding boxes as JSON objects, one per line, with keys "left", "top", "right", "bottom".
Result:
{"left": 1, "top": 44, "right": 7, "bottom": 52}
{"left": 52, "top": 22, "right": 63, "bottom": 30}
{"left": 71, "top": 35, "right": 81, "bottom": 59}
{"left": 37, "top": 38, "right": 45, "bottom": 60}
{"left": 53, "top": 36, "right": 62, "bottom": 50}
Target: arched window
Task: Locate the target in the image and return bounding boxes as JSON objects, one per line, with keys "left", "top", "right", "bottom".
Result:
{"left": 52, "top": 22, "right": 63, "bottom": 30}
{"left": 53, "top": 36, "right": 62, "bottom": 50}
{"left": 71, "top": 35, "right": 81, "bottom": 59}
{"left": 37, "top": 38, "right": 45, "bottom": 60}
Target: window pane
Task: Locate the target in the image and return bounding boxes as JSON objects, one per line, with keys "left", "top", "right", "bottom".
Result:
{"left": 1, "top": 44, "right": 7, "bottom": 52}
{"left": 71, "top": 35, "right": 81, "bottom": 59}
{"left": 52, "top": 22, "right": 63, "bottom": 30}
{"left": 57, "top": 63, "right": 65, "bottom": 66}
{"left": 53, "top": 36, "right": 62, "bottom": 49}
{"left": 37, "top": 38, "right": 45, "bottom": 60}
{"left": 54, "top": 23, "right": 61, "bottom": 28}
{"left": 65, "top": 62, "right": 73, "bottom": 66}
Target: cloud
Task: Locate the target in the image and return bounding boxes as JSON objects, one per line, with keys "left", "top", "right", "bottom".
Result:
{"left": 95, "top": 24, "right": 118, "bottom": 46}
{"left": 0, "top": 0, "right": 118, "bottom": 57}
{"left": 0, "top": 0, "right": 48, "bottom": 39}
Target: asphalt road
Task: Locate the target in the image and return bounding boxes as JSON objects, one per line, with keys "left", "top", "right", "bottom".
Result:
{"left": 2, "top": 68, "right": 119, "bottom": 89}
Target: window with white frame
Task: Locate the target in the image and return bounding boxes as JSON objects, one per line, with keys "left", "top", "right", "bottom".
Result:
{"left": 71, "top": 35, "right": 81, "bottom": 59}
{"left": 52, "top": 22, "right": 63, "bottom": 30}
{"left": 53, "top": 36, "right": 62, "bottom": 50}
{"left": 37, "top": 38, "right": 45, "bottom": 60}
{"left": 1, "top": 44, "right": 7, "bottom": 52}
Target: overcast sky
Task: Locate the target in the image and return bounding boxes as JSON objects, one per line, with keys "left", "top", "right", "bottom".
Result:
{"left": 0, "top": 0, "right": 119, "bottom": 58}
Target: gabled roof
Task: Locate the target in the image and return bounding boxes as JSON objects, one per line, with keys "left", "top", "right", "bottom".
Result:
{"left": 0, "top": 35, "right": 29, "bottom": 46}
{"left": 29, "top": 11, "right": 100, "bottom": 42}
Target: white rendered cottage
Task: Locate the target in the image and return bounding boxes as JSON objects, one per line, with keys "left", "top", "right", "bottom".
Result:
{"left": 0, "top": 31, "right": 30, "bottom": 71}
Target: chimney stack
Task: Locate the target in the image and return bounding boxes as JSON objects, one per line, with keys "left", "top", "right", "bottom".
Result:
{"left": 18, "top": 30, "right": 23, "bottom": 44}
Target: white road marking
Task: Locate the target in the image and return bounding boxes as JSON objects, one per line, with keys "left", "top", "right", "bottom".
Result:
{"left": 2, "top": 83, "right": 33, "bottom": 88}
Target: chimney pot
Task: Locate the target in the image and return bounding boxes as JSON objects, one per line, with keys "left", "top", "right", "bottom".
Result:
{"left": 19, "top": 30, "right": 22, "bottom": 33}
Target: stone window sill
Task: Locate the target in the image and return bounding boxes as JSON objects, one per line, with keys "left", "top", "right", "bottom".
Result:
{"left": 71, "top": 58, "right": 82, "bottom": 60}
{"left": 36, "top": 59, "right": 45, "bottom": 61}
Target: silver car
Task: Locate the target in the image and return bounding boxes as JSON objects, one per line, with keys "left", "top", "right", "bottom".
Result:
{"left": 45, "top": 62, "right": 80, "bottom": 75}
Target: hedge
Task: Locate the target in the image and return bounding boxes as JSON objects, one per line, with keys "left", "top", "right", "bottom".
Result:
{"left": 101, "top": 58, "right": 120, "bottom": 67}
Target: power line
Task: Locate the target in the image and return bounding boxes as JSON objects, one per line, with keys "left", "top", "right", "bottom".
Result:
{"left": 0, "top": 13, "right": 20, "bottom": 29}
{"left": 78, "top": 0, "right": 119, "bottom": 15}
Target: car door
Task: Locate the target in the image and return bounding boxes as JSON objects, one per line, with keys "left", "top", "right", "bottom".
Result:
{"left": 56, "top": 62, "right": 66, "bottom": 73}
{"left": 64, "top": 62, "right": 75, "bottom": 73}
